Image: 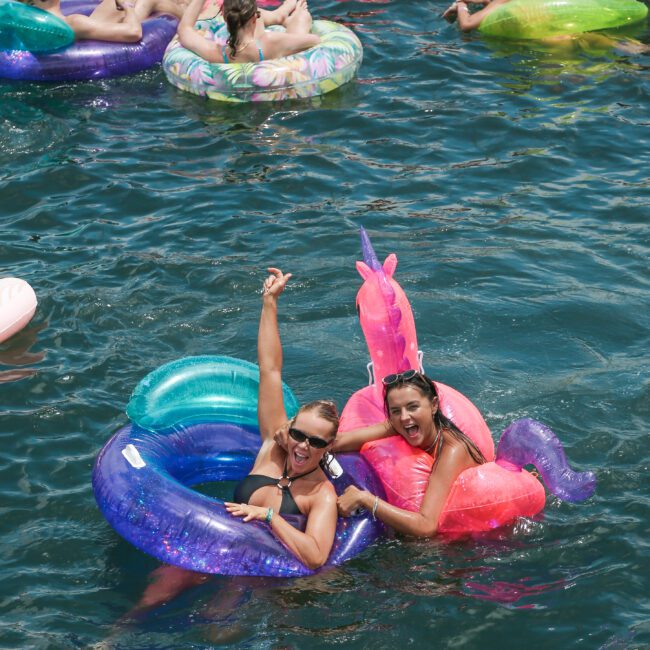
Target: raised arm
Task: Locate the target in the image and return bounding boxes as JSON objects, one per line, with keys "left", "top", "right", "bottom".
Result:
{"left": 337, "top": 439, "right": 475, "bottom": 537}
{"left": 177, "top": 0, "right": 222, "bottom": 62}
{"left": 257, "top": 267, "right": 292, "bottom": 441}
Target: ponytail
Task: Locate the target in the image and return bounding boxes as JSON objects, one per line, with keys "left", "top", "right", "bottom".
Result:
{"left": 223, "top": 0, "right": 257, "bottom": 58}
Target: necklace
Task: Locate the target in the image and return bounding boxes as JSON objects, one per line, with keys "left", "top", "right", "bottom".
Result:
{"left": 235, "top": 38, "right": 255, "bottom": 54}
{"left": 422, "top": 423, "right": 442, "bottom": 456}
{"left": 276, "top": 459, "right": 319, "bottom": 491}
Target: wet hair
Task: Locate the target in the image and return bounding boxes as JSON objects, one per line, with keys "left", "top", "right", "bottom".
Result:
{"left": 222, "top": 0, "right": 258, "bottom": 58}
{"left": 383, "top": 372, "right": 487, "bottom": 467}
{"left": 295, "top": 399, "right": 339, "bottom": 440}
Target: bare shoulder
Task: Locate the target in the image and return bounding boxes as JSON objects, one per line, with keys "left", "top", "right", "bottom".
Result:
{"left": 317, "top": 477, "right": 337, "bottom": 499}
{"left": 303, "top": 473, "right": 337, "bottom": 504}
{"left": 439, "top": 433, "right": 476, "bottom": 468}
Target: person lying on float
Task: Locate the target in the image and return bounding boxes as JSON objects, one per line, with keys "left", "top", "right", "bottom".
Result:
{"left": 178, "top": 0, "right": 320, "bottom": 64}
{"left": 17, "top": 0, "right": 188, "bottom": 43}
{"left": 442, "top": 0, "right": 505, "bottom": 31}
{"left": 334, "top": 370, "right": 487, "bottom": 536}
{"left": 223, "top": 268, "right": 338, "bottom": 570}
{"left": 442, "top": 0, "right": 650, "bottom": 53}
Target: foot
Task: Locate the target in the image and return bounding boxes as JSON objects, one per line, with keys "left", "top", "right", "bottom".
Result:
{"left": 261, "top": 0, "right": 298, "bottom": 26}
{"left": 284, "top": 0, "right": 311, "bottom": 32}
{"left": 276, "top": 0, "right": 298, "bottom": 22}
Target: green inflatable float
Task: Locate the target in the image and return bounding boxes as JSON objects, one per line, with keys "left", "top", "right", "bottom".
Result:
{"left": 0, "top": 0, "right": 74, "bottom": 52}
{"left": 478, "top": 0, "right": 648, "bottom": 39}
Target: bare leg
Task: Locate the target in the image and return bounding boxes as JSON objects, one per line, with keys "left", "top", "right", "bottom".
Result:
{"left": 260, "top": 0, "right": 298, "bottom": 27}
{"left": 127, "top": 565, "right": 209, "bottom": 618}
{"left": 283, "top": 0, "right": 312, "bottom": 34}
{"left": 133, "top": 0, "right": 189, "bottom": 20}
{"left": 91, "top": 565, "right": 209, "bottom": 649}
{"left": 89, "top": 0, "right": 128, "bottom": 22}
{"left": 198, "top": 0, "right": 220, "bottom": 19}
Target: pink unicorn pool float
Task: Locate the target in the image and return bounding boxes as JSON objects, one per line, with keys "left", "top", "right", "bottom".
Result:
{"left": 338, "top": 228, "right": 595, "bottom": 534}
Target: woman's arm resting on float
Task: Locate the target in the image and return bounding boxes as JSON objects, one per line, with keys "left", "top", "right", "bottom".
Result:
{"left": 456, "top": 0, "right": 508, "bottom": 31}
{"left": 270, "top": 488, "right": 337, "bottom": 569}
{"left": 257, "top": 268, "right": 292, "bottom": 441}
{"left": 332, "top": 420, "right": 396, "bottom": 453}
{"left": 265, "top": 31, "right": 321, "bottom": 58}
{"left": 66, "top": 9, "right": 142, "bottom": 42}
{"left": 177, "top": 0, "right": 222, "bottom": 61}
{"left": 337, "top": 442, "right": 474, "bottom": 537}
{"left": 225, "top": 487, "right": 338, "bottom": 570}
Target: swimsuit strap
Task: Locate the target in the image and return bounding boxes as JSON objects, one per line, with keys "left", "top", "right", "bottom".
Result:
{"left": 222, "top": 44, "right": 229, "bottom": 63}
{"left": 257, "top": 40, "right": 264, "bottom": 62}
{"left": 277, "top": 459, "right": 319, "bottom": 490}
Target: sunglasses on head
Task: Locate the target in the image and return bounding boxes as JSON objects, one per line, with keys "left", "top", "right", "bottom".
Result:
{"left": 288, "top": 427, "right": 331, "bottom": 449}
{"left": 382, "top": 369, "right": 421, "bottom": 386}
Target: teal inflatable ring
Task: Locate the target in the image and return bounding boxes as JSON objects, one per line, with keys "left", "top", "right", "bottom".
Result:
{"left": 478, "top": 0, "right": 648, "bottom": 40}
{"left": 127, "top": 355, "right": 300, "bottom": 432}
{"left": 163, "top": 17, "right": 363, "bottom": 102}
{"left": 0, "top": 0, "right": 74, "bottom": 52}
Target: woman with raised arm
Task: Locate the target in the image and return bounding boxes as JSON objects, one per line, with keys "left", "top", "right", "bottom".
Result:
{"left": 223, "top": 268, "right": 338, "bottom": 570}
{"left": 335, "top": 370, "right": 487, "bottom": 537}
{"left": 178, "top": 0, "right": 320, "bottom": 64}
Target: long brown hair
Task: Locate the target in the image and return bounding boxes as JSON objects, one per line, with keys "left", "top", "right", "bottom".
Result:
{"left": 383, "top": 372, "right": 487, "bottom": 467}
{"left": 222, "top": 0, "right": 257, "bottom": 58}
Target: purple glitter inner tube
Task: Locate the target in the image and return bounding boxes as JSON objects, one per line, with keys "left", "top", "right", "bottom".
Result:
{"left": 0, "top": 0, "right": 178, "bottom": 81}
{"left": 93, "top": 422, "right": 386, "bottom": 577}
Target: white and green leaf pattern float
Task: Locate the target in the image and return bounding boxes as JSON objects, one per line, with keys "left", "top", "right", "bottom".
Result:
{"left": 163, "top": 18, "right": 363, "bottom": 102}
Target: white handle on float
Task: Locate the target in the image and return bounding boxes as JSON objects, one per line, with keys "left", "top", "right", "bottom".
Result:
{"left": 366, "top": 361, "right": 374, "bottom": 386}
{"left": 323, "top": 453, "right": 343, "bottom": 479}
{"left": 122, "top": 444, "right": 146, "bottom": 469}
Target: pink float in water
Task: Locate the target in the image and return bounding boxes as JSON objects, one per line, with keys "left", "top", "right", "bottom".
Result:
{"left": 0, "top": 277, "right": 37, "bottom": 344}
{"left": 339, "top": 228, "right": 595, "bottom": 534}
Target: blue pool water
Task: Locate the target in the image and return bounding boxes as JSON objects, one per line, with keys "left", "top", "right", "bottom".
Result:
{"left": 1, "top": 1, "right": 649, "bottom": 647}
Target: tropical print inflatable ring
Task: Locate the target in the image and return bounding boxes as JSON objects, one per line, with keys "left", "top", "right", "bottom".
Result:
{"left": 163, "top": 17, "right": 363, "bottom": 102}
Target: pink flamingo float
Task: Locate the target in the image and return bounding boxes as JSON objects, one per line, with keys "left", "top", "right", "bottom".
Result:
{"left": 338, "top": 228, "right": 595, "bottom": 534}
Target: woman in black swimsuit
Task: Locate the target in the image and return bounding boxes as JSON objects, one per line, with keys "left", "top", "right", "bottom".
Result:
{"left": 224, "top": 267, "right": 338, "bottom": 570}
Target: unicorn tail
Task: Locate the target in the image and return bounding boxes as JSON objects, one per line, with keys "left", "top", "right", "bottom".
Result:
{"left": 495, "top": 418, "right": 596, "bottom": 503}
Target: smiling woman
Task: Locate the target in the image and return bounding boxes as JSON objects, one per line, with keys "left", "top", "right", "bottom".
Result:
{"left": 333, "top": 229, "right": 595, "bottom": 536}
{"left": 223, "top": 267, "right": 339, "bottom": 569}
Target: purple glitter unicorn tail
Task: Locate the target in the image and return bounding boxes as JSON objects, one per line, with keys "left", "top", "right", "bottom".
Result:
{"left": 496, "top": 418, "right": 596, "bottom": 503}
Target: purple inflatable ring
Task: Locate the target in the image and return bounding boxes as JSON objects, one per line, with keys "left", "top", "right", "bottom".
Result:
{"left": 93, "top": 420, "right": 387, "bottom": 577}
{"left": 0, "top": 0, "right": 177, "bottom": 81}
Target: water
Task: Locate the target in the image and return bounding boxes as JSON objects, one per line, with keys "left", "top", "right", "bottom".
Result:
{"left": 1, "top": 1, "right": 649, "bottom": 647}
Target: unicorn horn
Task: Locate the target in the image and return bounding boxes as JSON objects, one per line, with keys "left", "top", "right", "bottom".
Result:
{"left": 360, "top": 226, "right": 382, "bottom": 271}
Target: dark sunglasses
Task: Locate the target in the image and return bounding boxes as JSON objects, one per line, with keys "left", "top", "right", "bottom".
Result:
{"left": 288, "top": 427, "right": 331, "bottom": 449}
{"left": 382, "top": 369, "right": 420, "bottom": 386}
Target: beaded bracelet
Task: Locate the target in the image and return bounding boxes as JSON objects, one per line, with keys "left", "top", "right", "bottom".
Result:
{"left": 265, "top": 507, "right": 274, "bottom": 524}
{"left": 371, "top": 495, "right": 379, "bottom": 520}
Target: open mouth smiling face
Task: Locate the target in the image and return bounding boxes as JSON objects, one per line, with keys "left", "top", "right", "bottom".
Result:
{"left": 287, "top": 411, "right": 334, "bottom": 472}
{"left": 386, "top": 385, "right": 437, "bottom": 449}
